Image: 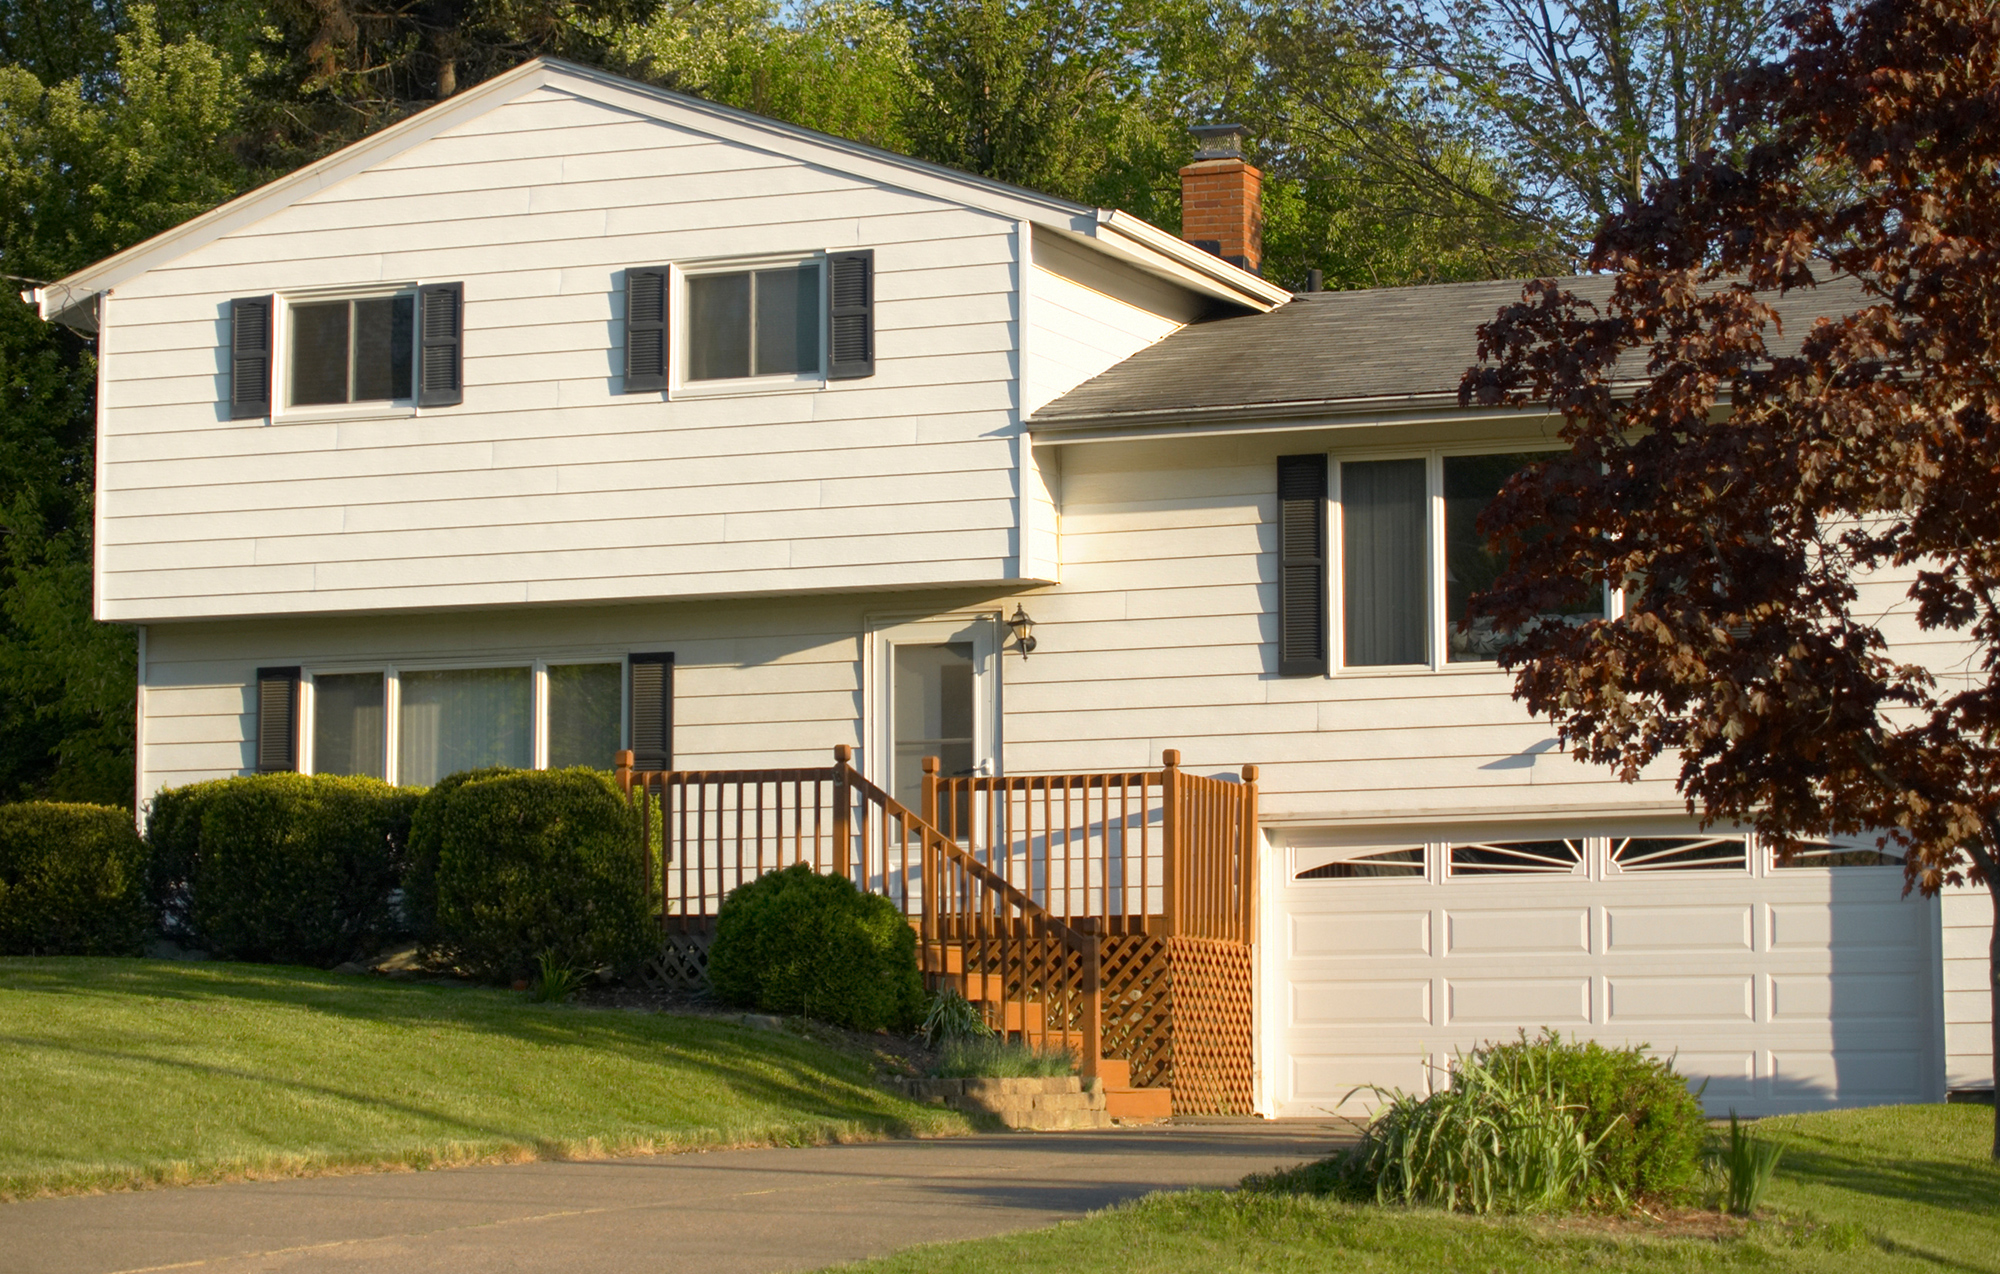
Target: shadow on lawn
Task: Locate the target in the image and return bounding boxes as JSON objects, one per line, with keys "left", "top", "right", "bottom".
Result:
{"left": 1775, "top": 1141, "right": 2000, "bottom": 1219}
{"left": 0, "top": 958, "right": 946, "bottom": 1142}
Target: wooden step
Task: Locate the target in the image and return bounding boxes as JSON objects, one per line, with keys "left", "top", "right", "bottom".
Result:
{"left": 1096, "top": 1058, "right": 1131, "bottom": 1089}
{"left": 1104, "top": 1084, "right": 1173, "bottom": 1121}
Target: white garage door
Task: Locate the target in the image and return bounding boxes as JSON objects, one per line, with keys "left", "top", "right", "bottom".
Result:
{"left": 1269, "top": 831, "right": 1942, "bottom": 1118}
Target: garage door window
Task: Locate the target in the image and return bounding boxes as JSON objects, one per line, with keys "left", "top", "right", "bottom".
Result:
{"left": 1609, "top": 835, "right": 1747, "bottom": 873}
{"left": 1296, "top": 846, "right": 1426, "bottom": 880}
{"left": 1774, "top": 840, "right": 1906, "bottom": 868}
{"left": 1449, "top": 838, "right": 1584, "bottom": 877}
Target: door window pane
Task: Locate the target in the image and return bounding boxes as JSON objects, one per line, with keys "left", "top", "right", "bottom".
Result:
{"left": 687, "top": 273, "right": 752, "bottom": 380}
{"left": 1341, "top": 458, "right": 1427, "bottom": 666}
{"left": 312, "top": 673, "right": 384, "bottom": 778}
{"left": 396, "top": 667, "right": 531, "bottom": 788}
{"left": 289, "top": 301, "right": 349, "bottom": 405}
{"left": 753, "top": 265, "right": 819, "bottom": 376}
{"left": 892, "top": 642, "right": 974, "bottom": 811}
{"left": 1444, "top": 452, "right": 1601, "bottom": 662}
{"left": 548, "top": 663, "right": 622, "bottom": 770}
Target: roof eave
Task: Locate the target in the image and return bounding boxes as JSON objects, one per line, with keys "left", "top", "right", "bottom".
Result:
{"left": 1028, "top": 383, "right": 1651, "bottom": 442}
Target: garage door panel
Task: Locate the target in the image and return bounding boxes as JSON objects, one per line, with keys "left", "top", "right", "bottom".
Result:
{"left": 1445, "top": 908, "right": 1588, "bottom": 955}
{"left": 1770, "top": 901, "right": 1925, "bottom": 950}
{"left": 1606, "top": 975, "right": 1754, "bottom": 1023}
{"left": 1666, "top": 1050, "right": 1757, "bottom": 1100}
{"left": 1770, "top": 972, "right": 1930, "bottom": 1022}
{"left": 1770, "top": 1050, "right": 1928, "bottom": 1104}
{"left": 1446, "top": 977, "right": 1590, "bottom": 1025}
{"left": 1605, "top": 905, "right": 1752, "bottom": 953}
{"left": 1292, "top": 978, "right": 1432, "bottom": 1027}
{"left": 1291, "top": 1052, "right": 1436, "bottom": 1111}
{"left": 1290, "top": 906, "right": 1430, "bottom": 958}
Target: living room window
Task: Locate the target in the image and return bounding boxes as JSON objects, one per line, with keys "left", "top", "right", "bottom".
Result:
{"left": 1336, "top": 449, "right": 1606, "bottom": 670}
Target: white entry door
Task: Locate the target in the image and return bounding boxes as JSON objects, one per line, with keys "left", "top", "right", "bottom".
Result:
{"left": 1266, "top": 830, "right": 1942, "bottom": 1117}
{"left": 870, "top": 615, "right": 1000, "bottom": 810}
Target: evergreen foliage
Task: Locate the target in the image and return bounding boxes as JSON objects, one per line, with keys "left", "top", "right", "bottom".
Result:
{"left": 0, "top": 801, "right": 150, "bottom": 955}
{"left": 710, "top": 862, "right": 924, "bottom": 1031}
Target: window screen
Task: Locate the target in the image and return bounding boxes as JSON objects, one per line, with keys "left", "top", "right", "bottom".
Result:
{"left": 687, "top": 264, "right": 820, "bottom": 381}
{"left": 547, "top": 663, "right": 622, "bottom": 770}
{"left": 1342, "top": 458, "right": 1427, "bottom": 666}
{"left": 312, "top": 673, "right": 385, "bottom": 778}
{"left": 396, "top": 667, "right": 531, "bottom": 787}
{"left": 289, "top": 295, "right": 414, "bottom": 406}
{"left": 1444, "top": 452, "right": 1599, "bottom": 662}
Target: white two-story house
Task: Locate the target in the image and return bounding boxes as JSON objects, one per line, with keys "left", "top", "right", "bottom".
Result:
{"left": 32, "top": 57, "right": 1990, "bottom": 1116}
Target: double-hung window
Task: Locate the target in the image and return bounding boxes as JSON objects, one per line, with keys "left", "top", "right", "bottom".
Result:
{"left": 1332, "top": 449, "right": 1606, "bottom": 671}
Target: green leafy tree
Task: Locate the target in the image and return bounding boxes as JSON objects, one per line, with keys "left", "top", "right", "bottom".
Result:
{"left": 0, "top": 10, "right": 248, "bottom": 803}
{"left": 1460, "top": 0, "right": 2000, "bottom": 1156}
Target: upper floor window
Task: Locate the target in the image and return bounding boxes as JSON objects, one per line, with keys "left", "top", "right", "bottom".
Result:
{"left": 687, "top": 263, "right": 821, "bottom": 382}
{"left": 1335, "top": 449, "right": 1605, "bottom": 671}
{"left": 621, "top": 252, "right": 874, "bottom": 396}
{"left": 290, "top": 294, "right": 414, "bottom": 406}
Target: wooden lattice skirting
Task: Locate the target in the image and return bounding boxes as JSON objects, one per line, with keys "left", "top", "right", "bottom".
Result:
{"left": 642, "top": 928, "right": 714, "bottom": 991}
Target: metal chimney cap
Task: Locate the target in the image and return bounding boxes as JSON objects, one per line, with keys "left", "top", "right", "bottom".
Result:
{"left": 1191, "top": 123, "right": 1248, "bottom": 159}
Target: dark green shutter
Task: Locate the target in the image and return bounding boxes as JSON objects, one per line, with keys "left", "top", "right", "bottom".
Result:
{"left": 628, "top": 653, "right": 674, "bottom": 771}
{"left": 255, "top": 666, "right": 300, "bottom": 772}
{"left": 624, "top": 267, "right": 669, "bottom": 393}
{"left": 1277, "top": 454, "right": 1328, "bottom": 676}
{"left": 417, "top": 282, "right": 463, "bottom": 407}
{"left": 229, "top": 296, "right": 272, "bottom": 419}
{"left": 826, "top": 251, "right": 874, "bottom": 379}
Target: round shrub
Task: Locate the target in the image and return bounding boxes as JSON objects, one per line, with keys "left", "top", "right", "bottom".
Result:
{"left": 709, "top": 862, "right": 923, "bottom": 1031}
{"left": 148, "top": 773, "right": 421, "bottom": 966}
{"left": 418, "top": 767, "right": 652, "bottom": 982}
{"left": 1481, "top": 1029, "right": 1708, "bottom": 1204}
{"left": 401, "top": 766, "right": 512, "bottom": 949}
{"left": 0, "top": 802, "right": 151, "bottom": 955}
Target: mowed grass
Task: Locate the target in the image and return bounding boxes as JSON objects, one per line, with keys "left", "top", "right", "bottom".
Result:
{"left": 828, "top": 1104, "right": 2000, "bottom": 1273}
{"left": 0, "top": 957, "right": 971, "bottom": 1199}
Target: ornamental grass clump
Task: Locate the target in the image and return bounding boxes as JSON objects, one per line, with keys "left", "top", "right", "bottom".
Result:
{"left": 930, "top": 1038, "right": 1076, "bottom": 1078}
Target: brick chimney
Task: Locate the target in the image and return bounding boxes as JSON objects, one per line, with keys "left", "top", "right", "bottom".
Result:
{"left": 1180, "top": 124, "right": 1262, "bottom": 274}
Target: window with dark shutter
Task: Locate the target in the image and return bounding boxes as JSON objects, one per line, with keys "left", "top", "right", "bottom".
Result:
{"left": 624, "top": 268, "right": 669, "bottom": 393}
{"left": 628, "top": 653, "right": 674, "bottom": 771}
{"left": 1277, "top": 454, "right": 1328, "bottom": 676}
{"left": 826, "top": 250, "right": 874, "bottom": 379}
{"left": 230, "top": 296, "right": 273, "bottom": 419}
{"left": 255, "top": 666, "right": 300, "bottom": 772}
{"left": 417, "top": 282, "right": 464, "bottom": 407}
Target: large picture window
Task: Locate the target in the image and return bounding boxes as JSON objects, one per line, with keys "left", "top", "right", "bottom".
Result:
{"left": 289, "top": 294, "right": 414, "bottom": 406}
{"left": 686, "top": 263, "right": 820, "bottom": 382}
{"left": 397, "top": 667, "right": 532, "bottom": 788}
{"left": 1338, "top": 449, "right": 1605, "bottom": 670}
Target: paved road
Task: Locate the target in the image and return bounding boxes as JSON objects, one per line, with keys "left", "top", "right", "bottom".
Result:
{"left": 3, "top": 1124, "right": 1351, "bottom": 1274}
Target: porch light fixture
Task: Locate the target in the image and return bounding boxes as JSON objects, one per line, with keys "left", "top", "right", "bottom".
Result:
{"left": 1007, "top": 605, "right": 1038, "bottom": 658}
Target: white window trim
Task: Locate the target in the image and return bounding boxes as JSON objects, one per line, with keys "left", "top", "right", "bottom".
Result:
{"left": 271, "top": 282, "right": 421, "bottom": 424}
{"left": 1333, "top": 442, "right": 1608, "bottom": 675}
{"left": 669, "top": 253, "right": 828, "bottom": 397}
{"left": 301, "top": 655, "right": 628, "bottom": 784}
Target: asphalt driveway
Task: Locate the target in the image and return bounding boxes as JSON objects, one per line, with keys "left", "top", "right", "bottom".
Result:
{"left": 2, "top": 1123, "right": 1351, "bottom": 1274}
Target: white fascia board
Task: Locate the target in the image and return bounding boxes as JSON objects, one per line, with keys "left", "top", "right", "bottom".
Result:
{"left": 38, "top": 57, "right": 1255, "bottom": 325}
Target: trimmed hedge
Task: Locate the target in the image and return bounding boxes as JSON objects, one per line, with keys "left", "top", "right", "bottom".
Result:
{"left": 709, "top": 862, "right": 923, "bottom": 1031}
{"left": 417, "top": 767, "right": 651, "bottom": 982}
{"left": 146, "top": 774, "right": 421, "bottom": 966}
{"left": 0, "top": 803, "right": 151, "bottom": 955}
{"left": 1480, "top": 1029, "right": 1709, "bottom": 1203}
{"left": 401, "top": 766, "right": 513, "bottom": 949}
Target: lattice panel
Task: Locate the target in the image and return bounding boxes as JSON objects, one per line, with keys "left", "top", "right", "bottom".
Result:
{"left": 1100, "top": 934, "right": 1173, "bottom": 1090}
{"left": 1165, "top": 936, "right": 1255, "bottom": 1115}
{"left": 641, "top": 929, "right": 714, "bottom": 991}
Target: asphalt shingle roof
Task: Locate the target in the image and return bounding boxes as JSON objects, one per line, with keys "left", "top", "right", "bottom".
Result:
{"left": 1031, "top": 272, "right": 1872, "bottom": 429}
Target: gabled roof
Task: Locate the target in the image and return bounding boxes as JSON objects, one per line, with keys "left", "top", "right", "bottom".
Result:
{"left": 1032, "top": 272, "right": 1873, "bottom": 436}
{"left": 33, "top": 58, "right": 1289, "bottom": 329}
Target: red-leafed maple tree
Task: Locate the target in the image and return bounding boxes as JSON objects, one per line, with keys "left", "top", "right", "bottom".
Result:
{"left": 1458, "top": 0, "right": 2000, "bottom": 1154}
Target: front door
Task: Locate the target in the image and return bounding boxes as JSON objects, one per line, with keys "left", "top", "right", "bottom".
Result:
{"left": 872, "top": 615, "right": 1000, "bottom": 811}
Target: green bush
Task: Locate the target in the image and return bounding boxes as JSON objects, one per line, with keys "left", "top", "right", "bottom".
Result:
{"left": 0, "top": 803, "right": 151, "bottom": 955}
{"left": 402, "top": 766, "right": 512, "bottom": 948}
{"left": 146, "top": 774, "right": 420, "bottom": 966}
{"left": 709, "top": 862, "right": 923, "bottom": 1031}
{"left": 419, "top": 767, "right": 652, "bottom": 982}
{"left": 1480, "top": 1030, "right": 1708, "bottom": 1204}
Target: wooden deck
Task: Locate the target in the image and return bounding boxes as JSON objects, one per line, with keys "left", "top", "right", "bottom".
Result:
{"left": 615, "top": 747, "right": 1260, "bottom": 1116}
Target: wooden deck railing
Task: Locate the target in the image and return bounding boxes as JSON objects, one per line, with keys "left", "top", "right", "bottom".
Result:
{"left": 615, "top": 745, "right": 1258, "bottom": 1094}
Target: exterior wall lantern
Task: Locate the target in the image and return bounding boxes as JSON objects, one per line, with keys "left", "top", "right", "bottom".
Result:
{"left": 1007, "top": 605, "right": 1037, "bottom": 657}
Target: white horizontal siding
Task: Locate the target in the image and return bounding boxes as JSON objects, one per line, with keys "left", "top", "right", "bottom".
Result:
{"left": 1942, "top": 884, "right": 1994, "bottom": 1090}
{"left": 97, "top": 85, "right": 1077, "bottom": 622}
{"left": 1024, "top": 231, "right": 1201, "bottom": 416}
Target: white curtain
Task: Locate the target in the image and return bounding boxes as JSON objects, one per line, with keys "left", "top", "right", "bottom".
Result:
{"left": 397, "top": 667, "right": 531, "bottom": 787}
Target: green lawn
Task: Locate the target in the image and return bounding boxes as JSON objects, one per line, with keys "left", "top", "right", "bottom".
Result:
{"left": 827, "top": 1104, "right": 1999, "bottom": 1273}
{"left": 0, "top": 957, "right": 970, "bottom": 1199}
